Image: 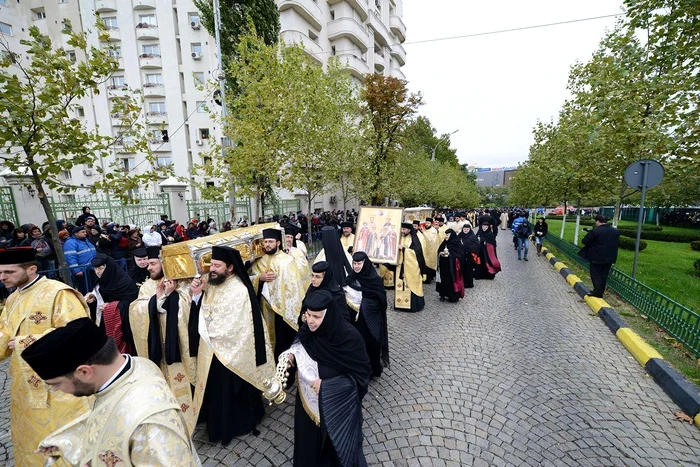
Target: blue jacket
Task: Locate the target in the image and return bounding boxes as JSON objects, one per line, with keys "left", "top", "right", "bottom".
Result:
{"left": 511, "top": 216, "right": 526, "bottom": 234}
{"left": 63, "top": 236, "right": 97, "bottom": 274}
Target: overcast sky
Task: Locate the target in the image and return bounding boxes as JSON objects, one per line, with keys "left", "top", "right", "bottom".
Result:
{"left": 402, "top": 0, "right": 625, "bottom": 168}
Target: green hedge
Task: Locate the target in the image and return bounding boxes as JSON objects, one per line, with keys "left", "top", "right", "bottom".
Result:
{"left": 619, "top": 235, "right": 648, "bottom": 251}
{"left": 694, "top": 258, "right": 700, "bottom": 271}
{"left": 614, "top": 230, "right": 700, "bottom": 243}
{"left": 616, "top": 225, "right": 664, "bottom": 233}
{"left": 691, "top": 241, "right": 700, "bottom": 251}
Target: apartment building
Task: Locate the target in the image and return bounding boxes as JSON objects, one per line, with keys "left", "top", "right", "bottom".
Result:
{"left": 0, "top": 0, "right": 407, "bottom": 212}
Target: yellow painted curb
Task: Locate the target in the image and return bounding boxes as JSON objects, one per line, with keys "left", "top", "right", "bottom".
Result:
{"left": 616, "top": 328, "right": 663, "bottom": 366}
{"left": 545, "top": 252, "right": 554, "bottom": 260}
{"left": 566, "top": 274, "right": 582, "bottom": 287}
{"left": 695, "top": 413, "right": 700, "bottom": 429}
{"left": 584, "top": 295, "right": 609, "bottom": 314}
{"left": 554, "top": 262, "right": 566, "bottom": 272}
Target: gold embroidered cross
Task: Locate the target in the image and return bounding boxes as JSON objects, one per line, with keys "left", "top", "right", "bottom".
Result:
{"left": 19, "top": 335, "right": 36, "bottom": 348}
{"left": 181, "top": 403, "right": 189, "bottom": 412}
{"left": 28, "top": 312, "right": 47, "bottom": 325}
{"left": 98, "top": 450, "right": 123, "bottom": 467}
{"left": 174, "top": 373, "right": 185, "bottom": 382}
{"left": 27, "top": 374, "right": 41, "bottom": 388}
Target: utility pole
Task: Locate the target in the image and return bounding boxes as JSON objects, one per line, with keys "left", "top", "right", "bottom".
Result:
{"left": 431, "top": 129, "right": 459, "bottom": 161}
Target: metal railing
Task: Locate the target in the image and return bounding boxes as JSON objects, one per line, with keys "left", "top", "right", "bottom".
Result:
{"left": 545, "top": 234, "right": 700, "bottom": 357}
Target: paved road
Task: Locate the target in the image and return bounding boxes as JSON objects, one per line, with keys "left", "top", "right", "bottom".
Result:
{"left": 1, "top": 244, "right": 700, "bottom": 466}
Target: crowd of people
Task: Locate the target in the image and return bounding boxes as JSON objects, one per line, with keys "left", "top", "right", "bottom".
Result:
{"left": 0, "top": 203, "right": 562, "bottom": 466}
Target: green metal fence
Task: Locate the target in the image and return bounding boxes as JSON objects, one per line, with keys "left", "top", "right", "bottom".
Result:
{"left": 0, "top": 187, "right": 19, "bottom": 226}
{"left": 187, "top": 197, "right": 251, "bottom": 225}
{"left": 262, "top": 199, "right": 301, "bottom": 219}
{"left": 50, "top": 193, "right": 170, "bottom": 227}
{"left": 545, "top": 234, "right": 700, "bottom": 357}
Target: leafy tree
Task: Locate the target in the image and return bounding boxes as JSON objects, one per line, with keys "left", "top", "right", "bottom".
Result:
{"left": 0, "top": 23, "right": 160, "bottom": 276}
{"left": 362, "top": 73, "right": 423, "bottom": 205}
{"left": 403, "top": 116, "right": 459, "bottom": 166}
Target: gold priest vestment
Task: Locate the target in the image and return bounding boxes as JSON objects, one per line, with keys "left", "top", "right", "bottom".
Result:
{"left": 0, "top": 276, "right": 90, "bottom": 467}
{"left": 340, "top": 233, "right": 355, "bottom": 253}
{"left": 288, "top": 246, "right": 311, "bottom": 281}
{"left": 395, "top": 234, "right": 425, "bottom": 310}
{"left": 189, "top": 274, "right": 276, "bottom": 434}
{"left": 421, "top": 227, "right": 439, "bottom": 279}
{"left": 129, "top": 278, "right": 197, "bottom": 428}
{"left": 40, "top": 356, "right": 201, "bottom": 467}
{"left": 249, "top": 250, "right": 306, "bottom": 337}
{"left": 437, "top": 224, "right": 449, "bottom": 244}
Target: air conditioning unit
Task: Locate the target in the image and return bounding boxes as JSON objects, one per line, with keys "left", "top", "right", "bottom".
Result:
{"left": 195, "top": 139, "right": 203, "bottom": 146}
{"left": 190, "top": 21, "right": 200, "bottom": 30}
{"left": 82, "top": 168, "right": 93, "bottom": 176}
{"left": 191, "top": 52, "right": 201, "bottom": 60}
{"left": 330, "top": 196, "right": 337, "bottom": 204}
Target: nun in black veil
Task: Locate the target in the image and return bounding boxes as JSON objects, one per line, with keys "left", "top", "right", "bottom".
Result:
{"left": 303, "top": 261, "right": 351, "bottom": 323}
{"left": 291, "top": 290, "right": 371, "bottom": 467}
{"left": 435, "top": 229, "right": 465, "bottom": 302}
{"left": 345, "top": 251, "right": 389, "bottom": 378}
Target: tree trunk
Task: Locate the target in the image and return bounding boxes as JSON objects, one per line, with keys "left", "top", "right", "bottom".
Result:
{"left": 559, "top": 200, "right": 568, "bottom": 239}
{"left": 30, "top": 167, "right": 73, "bottom": 287}
{"left": 612, "top": 199, "right": 622, "bottom": 228}
{"left": 573, "top": 196, "right": 582, "bottom": 246}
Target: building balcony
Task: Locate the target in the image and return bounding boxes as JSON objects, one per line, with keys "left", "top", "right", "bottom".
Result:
{"left": 142, "top": 83, "right": 165, "bottom": 97}
{"left": 110, "top": 113, "right": 126, "bottom": 126}
{"left": 114, "top": 142, "right": 134, "bottom": 153}
{"left": 326, "top": 0, "right": 368, "bottom": 22}
{"left": 373, "top": 49, "right": 385, "bottom": 71}
{"left": 337, "top": 53, "right": 369, "bottom": 80}
{"left": 278, "top": 0, "right": 323, "bottom": 31}
{"left": 390, "top": 43, "right": 406, "bottom": 66}
{"left": 150, "top": 140, "right": 171, "bottom": 152}
{"left": 280, "top": 30, "right": 323, "bottom": 64}
{"left": 391, "top": 67, "right": 406, "bottom": 81}
{"left": 139, "top": 53, "right": 162, "bottom": 68}
{"left": 106, "top": 27, "right": 121, "bottom": 42}
{"left": 368, "top": 10, "right": 391, "bottom": 46}
{"left": 95, "top": 0, "right": 117, "bottom": 12}
{"left": 327, "top": 17, "right": 369, "bottom": 53}
{"left": 133, "top": 0, "right": 156, "bottom": 9}
{"left": 106, "top": 85, "right": 128, "bottom": 99}
{"left": 390, "top": 15, "right": 406, "bottom": 43}
{"left": 135, "top": 25, "right": 158, "bottom": 40}
{"left": 113, "top": 56, "right": 124, "bottom": 70}
{"left": 146, "top": 111, "right": 167, "bottom": 124}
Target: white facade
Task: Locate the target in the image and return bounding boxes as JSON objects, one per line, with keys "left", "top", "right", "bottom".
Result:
{"left": 0, "top": 0, "right": 407, "bottom": 214}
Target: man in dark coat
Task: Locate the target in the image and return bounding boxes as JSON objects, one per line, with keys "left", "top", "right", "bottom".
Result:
{"left": 578, "top": 215, "right": 620, "bottom": 298}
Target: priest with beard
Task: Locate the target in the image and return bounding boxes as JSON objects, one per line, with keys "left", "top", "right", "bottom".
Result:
{"left": 188, "top": 246, "right": 276, "bottom": 444}
{"left": 128, "top": 246, "right": 197, "bottom": 429}
{"left": 340, "top": 221, "right": 355, "bottom": 253}
{"left": 395, "top": 223, "right": 427, "bottom": 312}
{"left": 249, "top": 228, "right": 306, "bottom": 361}
{"left": 420, "top": 217, "right": 439, "bottom": 284}
{"left": 436, "top": 229, "right": 465, "bottom": 302}
{"left": 286, "top": 290, "right": 371, "bottom": 467}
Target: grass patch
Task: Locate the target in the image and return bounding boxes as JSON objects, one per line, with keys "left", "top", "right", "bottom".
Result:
{"left": 542, "top": 243, "right": 700, "bottom": 385}
{"left": 544, "top": 219, "right": 700, "bottom": 312}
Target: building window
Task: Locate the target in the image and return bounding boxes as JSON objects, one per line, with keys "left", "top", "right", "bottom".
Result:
{"left": 203, "top": 156, "right": 212, "bottom": 165}
{"left": 61, "top": 170, "right": 72, "bottom": 180}
{"left": 0, "top": 0, "right": 7, "bottom": 6}
{"left": 110, "top": 76, "right": 125, "bottom": 88}
{"left": 0, "top": 22, "right": 13, "bottom": 36}
{"left": 121, "top": 158, "right": 135, "bottom": 171}
{"left": 107, "top": 46, "right": 122, "bottom": 58}
{"left": 331, "top": 45, "right": 336, "bottom": 56}
{"left": 199, "top": 128, "right": 210, "bottom": 140}
{"left": 157, "top": 157, "right": 172, "bottom": 167}
{"left": 193, "top": 72, "right": 205, "bottom": 84}
{"left": 196, "top": 101, "right": 207, "bottom": 112}
{"left": 188, "top": 13, "right": 200, "bottom": 24}
{"left": 145, "top": 73, "right": 163, "bottom": 85}
{"left": 59, "top": 0, "right": 68, "bottom": 3}
{"left": 148, "top": 102, "right": 166, "bottom": 114}
{"left": 102, "top": 17, "right": 118, "bottom": 29}
{"left": 32, "top": 8, "right": 47, "bottom": 20}
{"left": 375, "top": 0, "right": 382, "bottom": 10}
{"left": 67, "top": 50, "right": 77, "bottom": 62}
{"left": 330, "top": 10, "right": 335, "bottom": 20}
{"left": 76, "top": 106, "right": 85, "bottom": 117}
{"left": 206, "top": 181, "right": 215, "bottom": 188}
{"left": 308, "top": 30, "right": 318, "bottom": 44}
{"left": 191, "top": 43, "right": 202, "bottom": 55}
{"left": 139, "top": 15, "right": 157, "bottom": 27}
{"left": 60, "top": 194, "right": 76, "bottom": 202}
{"left": 141, "top": 44, "right": 160, "bottom": 57}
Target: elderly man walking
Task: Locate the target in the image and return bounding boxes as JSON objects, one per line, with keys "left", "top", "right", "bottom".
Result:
{"left": 578, "top": 215, "right": 620, "bottom": 298}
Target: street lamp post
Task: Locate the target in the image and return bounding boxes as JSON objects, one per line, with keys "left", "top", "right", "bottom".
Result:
{"left": 431, "top": 129, "right": 459, "bottom": 161}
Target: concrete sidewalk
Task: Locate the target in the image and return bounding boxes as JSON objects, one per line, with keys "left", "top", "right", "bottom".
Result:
{"left": 0, "top": 243, "right": 698, "bottom": 466}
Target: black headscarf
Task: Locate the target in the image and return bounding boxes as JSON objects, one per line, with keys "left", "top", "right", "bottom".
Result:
{"left": 440, "top": 228, "right": 464, "bottom": 259}
{"left": 320, "top": 226, "right": 352, "bottom": 283}
{"left": 405, "top": 228, "right": 427, "bottom": 275}
{"left": 297, "top": 290, "right": 370, "bottom": 394}
{"left": 344, "top": 251, "right": 387, "bottom": 311}
{"left": 305, "top": 261, "right": 349, "bottom": 322}
{"left": 478, "top": 222, "right": 497, "bottom": 246}
{"left": 458, "top": 224, "right": 480, "bottom": 255}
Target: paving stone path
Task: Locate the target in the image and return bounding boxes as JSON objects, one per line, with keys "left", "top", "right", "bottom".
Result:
{"left": 1, "top": 242, "right": 699, "bottom": 466}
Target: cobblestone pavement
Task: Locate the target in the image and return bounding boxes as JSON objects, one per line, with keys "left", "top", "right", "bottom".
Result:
{"left": 1, "top": 244, "right": 700, "bottom": 466}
